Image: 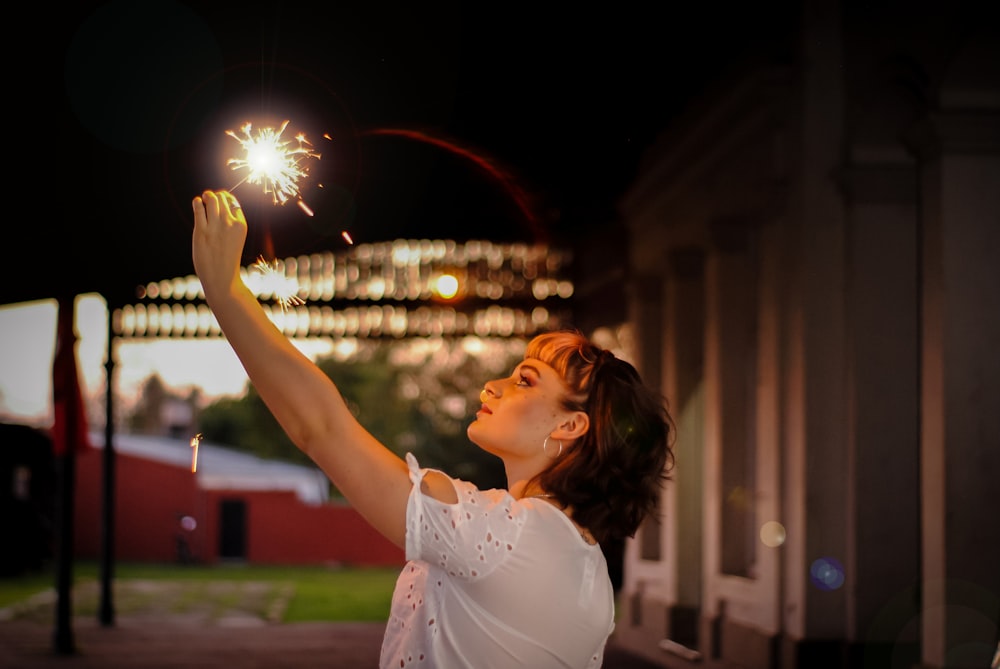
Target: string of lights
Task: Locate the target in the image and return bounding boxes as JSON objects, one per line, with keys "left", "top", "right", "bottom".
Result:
{"left": 115, "top": 239, "right": 574, "bottom": 339}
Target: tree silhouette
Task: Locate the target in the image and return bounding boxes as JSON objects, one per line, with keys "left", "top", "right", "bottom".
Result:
{"left": 196, "top": 338, "right": 526, "bottom": 492}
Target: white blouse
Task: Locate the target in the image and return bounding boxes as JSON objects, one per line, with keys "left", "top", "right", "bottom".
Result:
{"left": 379, "top": 453, "right": 615, "bottom": 669}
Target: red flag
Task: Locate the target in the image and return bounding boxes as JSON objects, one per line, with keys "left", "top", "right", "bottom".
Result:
{"left": 51, "top": 296, "right": 92, "bottom": 456}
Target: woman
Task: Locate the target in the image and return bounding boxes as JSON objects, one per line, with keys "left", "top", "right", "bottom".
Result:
{"left": 192, "top": 189, "right": 674, "bottom": 668}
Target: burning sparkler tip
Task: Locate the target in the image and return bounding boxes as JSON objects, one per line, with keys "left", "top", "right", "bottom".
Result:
{"left": 225, "top": 119, "right": 320, "bottom": 207}
{"left": 190, "top": 433, "right": 202, "bottom": 473}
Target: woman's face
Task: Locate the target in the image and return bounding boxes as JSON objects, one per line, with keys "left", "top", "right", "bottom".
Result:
{"left": 467, "top": 357, "right": 571, "bottom": 460}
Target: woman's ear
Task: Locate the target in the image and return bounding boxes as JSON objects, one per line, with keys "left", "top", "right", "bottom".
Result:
{"left": 553, "top": 411, "right": 589, "bottom": 441}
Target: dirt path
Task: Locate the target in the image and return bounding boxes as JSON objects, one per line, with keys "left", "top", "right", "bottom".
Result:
{"left": 1, "top": 579, "right": 295, "bottom": 627}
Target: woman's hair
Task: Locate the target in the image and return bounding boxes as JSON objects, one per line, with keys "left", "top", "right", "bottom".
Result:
{"left": 524, "top": 330, "right": 675, "bottom": 546}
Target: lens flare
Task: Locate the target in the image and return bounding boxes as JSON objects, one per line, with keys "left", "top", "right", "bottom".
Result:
{"left": 364, "top": 128, "right": 542, "bottom": 237}
{"left": 810, "top": 556, "right": 846, "bottom": 591}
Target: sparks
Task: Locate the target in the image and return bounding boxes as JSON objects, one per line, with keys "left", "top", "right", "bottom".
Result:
{"left": 251, "top": 255, "right": 305, "bottom": 310}
{"left": 341, "top": 230, "right": 354, "bottom": 245}
{"left": 226, "top": 120, "right": 320, "bottom": 206}
{"left": 190, "top": 433, "right": 202, "bottom": 473}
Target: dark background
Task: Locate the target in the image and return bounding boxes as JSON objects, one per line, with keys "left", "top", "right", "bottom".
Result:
{"left": 15, "top": 1, "right": 796, "bottom": 307}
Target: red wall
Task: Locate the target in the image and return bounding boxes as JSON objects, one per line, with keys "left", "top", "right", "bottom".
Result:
{"left": 229, "top": 490, "right": 401, "bottom": 565}
{"left": 73, "top": 448, "right": 404, "bottom": 567}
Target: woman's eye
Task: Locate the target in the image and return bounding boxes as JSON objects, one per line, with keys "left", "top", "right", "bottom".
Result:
{"left": 517, "top": 374, "right": 531, "bottom": 386}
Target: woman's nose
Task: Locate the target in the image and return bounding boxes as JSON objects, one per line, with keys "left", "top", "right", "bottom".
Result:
{"left": 483, "top": 380, "right": 500, "bottom": 398}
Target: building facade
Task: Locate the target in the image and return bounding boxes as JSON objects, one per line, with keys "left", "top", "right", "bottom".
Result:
{"left": 611, "top": 4, "right": 999, "bottom": 668}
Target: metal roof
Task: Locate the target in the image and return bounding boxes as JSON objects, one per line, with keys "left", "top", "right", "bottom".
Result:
{"left": 89, "top": 432, "right": 331, "bottom": 506}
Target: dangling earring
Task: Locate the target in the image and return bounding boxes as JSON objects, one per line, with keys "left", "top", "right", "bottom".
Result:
{"left": 543, "top": 436, "right": 562, "bottom": 458}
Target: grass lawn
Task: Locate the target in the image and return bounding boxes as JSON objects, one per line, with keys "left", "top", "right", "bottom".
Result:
{"left": 0, "top": 561, "right": 400, "bottom": 623}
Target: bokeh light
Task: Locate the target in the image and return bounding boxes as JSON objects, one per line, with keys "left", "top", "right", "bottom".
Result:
{"left": 810, "top": 557, "right": 846, "bottom": 591}
{"left": 435, "top": 274, "right": 460, "bottom": 300}
{"left": 760, "top": 520, "right": 787, "bottom": 547}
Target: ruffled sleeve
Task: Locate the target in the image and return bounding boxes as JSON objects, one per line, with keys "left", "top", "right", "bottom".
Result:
{"left": 404, "top": 452, "right": 526, "bottom": 582}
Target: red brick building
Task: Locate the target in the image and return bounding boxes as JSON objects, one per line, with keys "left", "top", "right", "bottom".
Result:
{"left": 74, "top": 432, "right": 403, "bottom": 567}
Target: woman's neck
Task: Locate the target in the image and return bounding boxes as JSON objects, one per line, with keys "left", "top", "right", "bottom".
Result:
{"left": 508, "top": 478, "right": 549, "bottom": 501}
{"left": 504, "top": 459, "right": 545, "bottom": 499}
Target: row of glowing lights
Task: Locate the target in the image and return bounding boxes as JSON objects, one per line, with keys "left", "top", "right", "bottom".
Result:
{"left": 114, "top": 302, "right": 561, "bottom": 338}
{"left": 139, "top": 263, "right": 572, "bottom": 305}
{"left": 247, "top": 262, "right": 574, "bottom": 305}
{"left": 351, "top": 239, "right": 568, "bottom": 269}
{"left": 266, "top": 244, "right": 567, "bottom": 283}
{"left": 137, "top": 270, "right": 572, "bottom": 310}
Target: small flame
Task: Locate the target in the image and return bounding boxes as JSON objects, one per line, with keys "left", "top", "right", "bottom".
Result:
{"left": 190, "top": 433, "right": 202, "bottom": 473}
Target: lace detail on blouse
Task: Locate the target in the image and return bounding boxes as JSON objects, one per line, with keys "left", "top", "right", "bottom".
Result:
{"left": 404, "top": 453, "right": 526, "bottom": 581}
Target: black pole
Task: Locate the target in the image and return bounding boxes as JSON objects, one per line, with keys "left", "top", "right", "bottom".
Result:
{"left": 98, "top": 305, "right": 116, "bottom": 626}
{"left": 53, "top": 447, "right": 76, "bottom": 654}
{"left": 52, "top": 298, "right": 77, "bottom": 656}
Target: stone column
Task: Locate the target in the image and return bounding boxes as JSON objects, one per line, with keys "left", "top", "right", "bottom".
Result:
{"left": 909, "top": 110, "right": 1000, "bottom": 669}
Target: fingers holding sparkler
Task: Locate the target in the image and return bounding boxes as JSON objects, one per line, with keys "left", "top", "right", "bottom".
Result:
{"left": 193, "top": 189, "right": 244, "bottom": 226}
{"left": 222, "top": 191, "right": 244, "bottom": 222}
{"left": 192, "top": 189, "right": 249, "bottom": 300}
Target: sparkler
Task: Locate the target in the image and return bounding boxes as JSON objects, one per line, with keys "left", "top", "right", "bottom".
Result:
{"left": 226, "top": 120, "right": 320, "bottom": 209}
{"left": 252, "top": 255, "right": 305, "bottom": 311}
{"left": 190, "top": 433, "right": 202, "bottom": 473}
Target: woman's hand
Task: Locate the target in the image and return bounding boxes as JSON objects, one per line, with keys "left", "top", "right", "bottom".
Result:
{"left": 192, "top": 190, "right": 247, "bottom": 300}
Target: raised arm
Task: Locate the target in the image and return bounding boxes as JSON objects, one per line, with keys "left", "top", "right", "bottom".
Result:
{"left": 191, "top": 189, "right": 411, "bottom": 547}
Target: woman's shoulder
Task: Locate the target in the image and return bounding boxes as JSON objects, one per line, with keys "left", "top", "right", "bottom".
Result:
{"left": 419, "top": 469, "right": 459, "bottom": 503}
{"left": 525, "top": 498, "right": 600, "bottom": 547}
{"left": 406, "top": 452, "right": 510, "bottom": 506}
